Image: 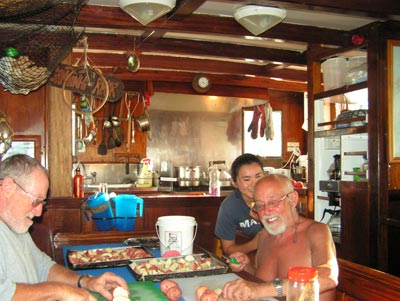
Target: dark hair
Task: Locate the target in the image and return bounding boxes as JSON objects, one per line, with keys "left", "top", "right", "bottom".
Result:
{"left": 0, "top": 154, "right": 47, "bottom": 184}
{"left": 230, "top": 153, "right": 263, "bottom": 182}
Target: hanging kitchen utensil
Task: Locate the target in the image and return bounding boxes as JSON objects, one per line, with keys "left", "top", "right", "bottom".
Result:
{"left": 127, "top": 38, "right": 140, "bottom": 73}
{"left": 118, "top": 98, "right": 125, "bottom": 144}
{"left": 97, "top": 123, "right": 107, "bottom": 155}
{"left": 136, "top": 95, "right": 152, "bottom": 140}
{"left": 127, "top": 54, "right": 140, "bottom": 72}
{"left": 111, "top": 101, "right": 122, "bottom": 147}
{"left": 107, "top": 102, "right": 116, "bottom": 149}
{"left": 124, "top": 92, "right": 140, "bottom": 150}
{"left": 93, "top": 119, "right": 99, "bottom": 145}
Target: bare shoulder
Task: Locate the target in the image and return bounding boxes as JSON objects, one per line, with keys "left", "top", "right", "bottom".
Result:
{"left": 301, "top": 218, "right": 331, "bottom": 237}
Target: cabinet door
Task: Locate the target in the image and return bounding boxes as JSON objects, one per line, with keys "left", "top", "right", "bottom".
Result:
{"left": 340, "top": 181, "right": 369, "bottom": 265}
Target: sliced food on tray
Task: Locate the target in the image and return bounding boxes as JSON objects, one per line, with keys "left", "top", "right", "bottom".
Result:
{"left": 67, "top": 246, "right": 153, "bottom": 269}
{"left": 124, "top": 236, "right": 160, "bottom": 249}
{"left": 129, "top": 253, "right": 228, "bottom": 281}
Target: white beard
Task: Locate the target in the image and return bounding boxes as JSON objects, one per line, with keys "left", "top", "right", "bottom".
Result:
{"left": 261, "top": 214, "right": 287, "bottom": 236}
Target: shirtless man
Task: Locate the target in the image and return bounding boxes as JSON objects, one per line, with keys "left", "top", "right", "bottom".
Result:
{"left": 221, "top": 174, "right": 338, "bottom": 301}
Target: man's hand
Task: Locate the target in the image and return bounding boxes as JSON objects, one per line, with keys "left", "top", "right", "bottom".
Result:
{"left": 222, "top": 279, "right": 258, "bottom": 301}
{"left": 227, "top": 252, "right": 249, "bottom": 272}
{"left": 85, "top": 272, "right": 129, "bottom": 301}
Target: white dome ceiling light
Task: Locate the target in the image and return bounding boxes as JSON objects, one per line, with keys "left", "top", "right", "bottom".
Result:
{"left": 234, "top": 5, "right": 287, "bottom": 36}
{"left": 119, "top": 0, "right": 176, "bottom": 26}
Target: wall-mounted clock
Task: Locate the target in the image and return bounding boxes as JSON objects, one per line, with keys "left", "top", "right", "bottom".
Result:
{"left": 192, "top": 73, "right": 211, "bottom": 93}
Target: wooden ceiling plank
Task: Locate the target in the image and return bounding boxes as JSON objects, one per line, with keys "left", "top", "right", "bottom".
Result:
{"left": 81, "top": 33, "right": 307, "bottom": 65}
{"left": 75, "top": 52, "right": 306, "bottom": 80}
{"left": 75, "top": 5, "right": 350, "bottom": 46}
{"left": 252, "top": 0, "right": 400, "bottom": 18}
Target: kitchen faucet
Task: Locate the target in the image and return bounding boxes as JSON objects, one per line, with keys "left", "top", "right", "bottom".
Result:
{"left": 78, "top": 162, "right": 97, "bottom": 184}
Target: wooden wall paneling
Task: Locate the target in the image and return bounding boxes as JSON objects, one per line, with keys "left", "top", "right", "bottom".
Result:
{"left": 0, "top": 88, "right": 46, "bottom": 165}
{"left": 47, "top": 84, "right": 73, "bottom": 197}
{"left": 337, "top": 258, "right": 400, "bottom": 301}
{"left": 340, "top": 181, "right": 370, "bottom": 266}
{"left": 389, "top": 163, "right": 400, "bottom": 189}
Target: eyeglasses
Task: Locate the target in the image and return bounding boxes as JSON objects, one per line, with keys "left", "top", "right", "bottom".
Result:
{"left": 13, "top": 180, "right": 47, "bottom": 208}
{"left": 253, "top": 191, "right": 294, "bottom": 213}
{"left": 0, "top": 178, "right": 47, "bottom": 208}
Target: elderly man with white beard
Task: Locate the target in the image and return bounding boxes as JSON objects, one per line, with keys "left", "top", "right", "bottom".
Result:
{"left": 221, "top": 174, "right": 338, "bottom": 301}
{"left": 0, "top": 154, "right": 128, "bottom": 301}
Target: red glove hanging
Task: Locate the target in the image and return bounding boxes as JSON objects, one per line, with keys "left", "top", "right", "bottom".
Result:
{"left": 247, "top": 106, "right": 262, "bottom": 139}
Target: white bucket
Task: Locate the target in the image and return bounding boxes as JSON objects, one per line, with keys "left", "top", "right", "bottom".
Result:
{"left": 156, "top": 215, "right": 197, "bottom": 256}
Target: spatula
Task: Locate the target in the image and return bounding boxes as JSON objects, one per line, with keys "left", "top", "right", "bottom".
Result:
{"left": 108, "top": 123, "right": 116, "bottom": 149}
{"left": 97, "top": 125, "right": 107, "bottom": 155}
{"left": 107, "top": 103, "right": 116, "bottom": 149}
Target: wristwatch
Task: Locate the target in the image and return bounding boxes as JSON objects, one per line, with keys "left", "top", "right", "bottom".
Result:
{"left": 272, "top": 278, "right": 283, "bottom": 297}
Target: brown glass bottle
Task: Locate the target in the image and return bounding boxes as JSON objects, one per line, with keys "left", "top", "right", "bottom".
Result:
{"left": 73, "top": 167, "right": 84, "bottom": 198}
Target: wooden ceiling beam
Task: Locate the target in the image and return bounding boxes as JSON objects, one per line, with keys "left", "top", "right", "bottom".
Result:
{"left": 121, "top": 70, "right": 307, "bottom": 93}
{"left": 250, "top": 0, "right": 400, "bottom": 18}
{"left": 81, "top": 33, "right": 307, "bottom": 65}
{"left": 74, "top": 52, "right": 307, "bottom": 81}
{"left": 75, "top": 5, "right": 350, "bottom": 46}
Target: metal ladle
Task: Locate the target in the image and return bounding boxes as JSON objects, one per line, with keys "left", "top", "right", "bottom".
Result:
{"left": 111, "top": 116, "right": 119, "bottom": 127}
{"left": 111, "top": 116, "right": 122, "bottom": 147}
{"left": 103, "top": 119, "right": 112, "bottom": 129}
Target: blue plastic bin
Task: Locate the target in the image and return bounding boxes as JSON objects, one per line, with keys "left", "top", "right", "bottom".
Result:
{"left": 112, "top": 194, "right": 144, "bottom": 231}
{"left": 86, "top": 192, "right": 115, "bottom": 231}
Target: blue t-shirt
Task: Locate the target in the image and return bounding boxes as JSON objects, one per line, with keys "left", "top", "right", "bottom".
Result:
{"left": 214, "top": 189, "right": 262, "bottom": 240}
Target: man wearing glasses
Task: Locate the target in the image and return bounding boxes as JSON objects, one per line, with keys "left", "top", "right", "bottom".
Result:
{"left": 221, "top": 174, "right": 338, "bottom": 301}
{"left": 0, "top": 154, "right": 128, "bottom": 301}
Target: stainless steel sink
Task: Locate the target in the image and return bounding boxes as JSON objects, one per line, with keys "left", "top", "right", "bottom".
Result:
{"left": 84, "top": 183, "right": 136, "bottom": 192}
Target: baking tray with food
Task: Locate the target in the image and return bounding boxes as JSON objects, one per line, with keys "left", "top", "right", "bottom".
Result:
{"left": 67, "top": 246, "right": 154, "bottom": 270}
{"left": 128, "top": 253, "right": 229, "bottom": 281}
{"left": 124, "top": 236, "right": 160, "bottom": 249}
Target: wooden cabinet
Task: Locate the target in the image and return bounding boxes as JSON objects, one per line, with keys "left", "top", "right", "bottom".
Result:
{"left": 340, "top": 181, "right": 370, "bottom": 265}
{"left": 307, "top": 42, "right": 376, "bottom": 266}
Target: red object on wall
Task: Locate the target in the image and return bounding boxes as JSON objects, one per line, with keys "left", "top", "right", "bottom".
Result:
{"left": 351, "top": 35, "right": 365, "bottom": 45}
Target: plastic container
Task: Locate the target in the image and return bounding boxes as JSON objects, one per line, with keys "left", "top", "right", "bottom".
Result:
{"left": 321, "top": 57, "right": 348, "bottom": 90}
{"left": 209, "top": 166, "right": 220, "bottom": 196}
{"left": 156, "top": 215, "right": 197, "bottom": 256}
{"left": 85, "top": 192, "right": 115, "bottom": 231}
{"left": 321, "top": 57, "right": 348, "bottom": 103}
{"left": 287, "top": 266, "right": 319, "bottom": 301}
{"left": 113, "top": 194, "right": 143, "bottom": 231}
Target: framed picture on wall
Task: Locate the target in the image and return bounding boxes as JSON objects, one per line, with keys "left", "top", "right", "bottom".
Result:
{"left": 1, "top": 135, "right": 41, "bottom": 162}
{"left": 388, "top": 40, "right": 400, "bottom": 162}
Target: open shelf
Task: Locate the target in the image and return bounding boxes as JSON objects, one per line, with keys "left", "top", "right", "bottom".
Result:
{"left": 314, "top": 125, "right": 368, "bottom": 138}
{"left": 314, "top": 81, "right": 368, "bottom": 100}
{"left": 343, "top": 151, "right": 367, "bottom": 156}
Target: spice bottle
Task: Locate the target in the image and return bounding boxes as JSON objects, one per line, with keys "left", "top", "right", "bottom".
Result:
{"left": 73, "top": 166, "right": 84, "bottom": 198}
{"left": 209, "top": 165, "right": 220, "bottom": 196}
{"left": 287, "top": 266, "right": 319, "bottom": 301}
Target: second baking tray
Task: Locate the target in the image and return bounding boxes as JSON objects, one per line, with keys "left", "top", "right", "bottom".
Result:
{"left": 128, "top": 253, "right": 229, "bottom": 281}
{"left": 67, "top": 246, "right": 154, "bottom": 270}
